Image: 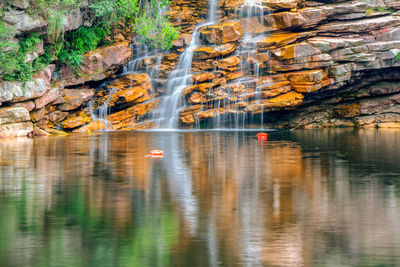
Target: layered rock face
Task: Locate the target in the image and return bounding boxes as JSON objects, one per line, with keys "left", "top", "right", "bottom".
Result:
{"left": 161, "top": 0, "right": 400, "bottom": 128}
{"left": 0, "top": 1, "right": 134, "bottom": 137}
{"left": 3, "top": 0, "right": 400, "bottom": 137}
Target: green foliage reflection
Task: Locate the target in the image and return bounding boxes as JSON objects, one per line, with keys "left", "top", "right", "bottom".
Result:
{"left": 0, "top": 180, "right": 179, "bottom": 267}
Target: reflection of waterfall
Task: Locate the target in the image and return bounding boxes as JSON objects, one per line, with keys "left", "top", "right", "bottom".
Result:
{"left": 238, "top": 135, "right": 264, "bottom": 266}
{"left": 155, "top": 133, "right": 199, "bottom": 235}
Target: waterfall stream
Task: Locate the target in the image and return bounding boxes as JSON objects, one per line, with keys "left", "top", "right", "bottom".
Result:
{"left": 152, "top": 0, "right": 220, "bottom": 128}
{"left": 88, "top": 0, "right": 271, "bottom": 131}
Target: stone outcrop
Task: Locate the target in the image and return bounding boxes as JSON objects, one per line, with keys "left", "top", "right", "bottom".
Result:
{"left": 2, "top": 2, "right": 92, "bottom": 34}
{"left": 151, "top": 0, "right": 400, "bottom": 128}
{"left": 4, "top": 0, "right": 400, "bottom": 137}
{"left": 0, "top": 0, "right": 142, "bottom": 138}
{"left": 0, "top": 107, "right": 33, "bottom": 138}
{"left": 59, "top": 42, "right": 132, "bottom": 87}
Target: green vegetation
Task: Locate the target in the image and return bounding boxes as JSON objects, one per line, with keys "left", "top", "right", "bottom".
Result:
{"left": 0, "top": 28, "right": 48, "bottom": 82}
{"left": 0, "top": 20, "right": 18, "bottom": 76}
{"left": 90, "top": 0, "right": 178, "bottom": 49}
{"left": 396, "top": 52, "right": 400, "bottom": 61}
{"left": 365, "top": 6, "right": 393, "bottom": 16}
{"left": 0, "top": 0, "right": 178, "bottom": 82}
{"left": 28, "top": 0, "right": 81, "bottom": 42}
{"left": 59, "top": 26, "right": 111, "bottom": 70}
{"left": 0, "top": 177, "right": 180, "bottom": 267}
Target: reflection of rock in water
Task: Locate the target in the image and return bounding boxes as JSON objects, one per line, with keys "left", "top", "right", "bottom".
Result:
{"left": 1, "top": 130, "right": 400, "bottom": 266}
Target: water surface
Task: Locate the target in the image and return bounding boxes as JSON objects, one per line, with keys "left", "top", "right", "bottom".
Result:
{"left": 1, "top": 129, "right": 400, "bottom": 266}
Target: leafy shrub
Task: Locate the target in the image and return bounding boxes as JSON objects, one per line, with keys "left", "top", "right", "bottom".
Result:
{"left": 1, "top": 33, "right": 45, "bottom": 82}
{"left": 59, "top": 26, "right": 110, "bottom": 69}
{"left": 29, "top": 0, "right": 81, "bottom": 42}
{"left": 1, "top": 0, "right": 178, "bottom": 82}
{"left": 90, "top": 0, "right": 178, "bottom": 49}
{"left": 0, "top": 19, "right": 19, "bottom": 76}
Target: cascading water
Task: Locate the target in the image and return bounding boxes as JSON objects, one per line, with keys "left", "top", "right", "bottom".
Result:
{"left": 123, "top": 40, "right": 162, "bottom": 82}
{"left": 88, "top": 0, "right": 272, "bottom": 131}
{"left": 205, "top": 0, "right": 270, "bottom": 129}
{"left": 234, "top": 0, "right": 271, "bottom": 129}
{"left": 88, "top": 86, "right": 116, "bottom": 130}
{"left": 152, "top": 0, "right": 220, "bottom": 128}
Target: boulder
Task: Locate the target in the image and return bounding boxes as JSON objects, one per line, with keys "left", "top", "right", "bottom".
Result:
{"left": 73, "top": 121, "right": 107, "bottom": 132}
{"left": 189, "top": 92, "right": 204, "bottom": 104}
{"left": 30, "top": 107, "right": 47, "bottom": 122}
{"left": 192, "top": 72, "right": 216, "bottom": 83}
{"left": 34, "top": 86, "right": 61, "bottom": 109}
{"left": 33, "top": 127, "right": 51, "bottom": 136}
{"left": 109, "top": 85, "right": 151, "bottom": 106}
{"left": 10, "top": 100, "right": 36, "bottom": 112}
{"left": 108, "top": 100, "right": 158, "bottom": 129}
{"left": 0, "top": 122, "right": 33, "bottom": 138}
{"left": 0, "top": 79, "right": 47, "bottom": 104}
{"left": 197, "top": 109, "right": 220, "bottom": 120}
{"left": 59, "top": 42, "right": 132, "bottom": 87}
{"left": 2, "top": 10, "right": 47, "bottom": 32}
{"left": 248, "top": 32, "right": 314, "bottom": 49}
{"left": 271, "top": 43, "right": 321, "bottom": 60}
{"left": 62, "top": 8, "right": 83, "bottom": 32}
{"left": 33, "top": 65, "right": 56, "bottom": 89}
{"left": 200, "top": 20, "right": 242, "bottom": 44}
{"left": 6, "top": 0, "right": 30, "bottom": 9}
{"left": 193, "top": 43, "right": 237, "bottom": 59}
{"left": 285, "top": 69, "right": 327, "bottom": 83}
{"left": 215, "top": 56, "right": 241, "bottom": 70}
{"left": 0, "top": 107, "right": 30, "bottom": 125}
{"left": 240, "top": 17, "right": 269, "bottom": 35}
{"left": 108, "top": 73, "right": 151, "bottom": 90}
{"left": 61, "top": 89, "right": 95, "bottom": 111}
{"left": 47, "top": 110, "right": 69, "bottom": 124}
{"left": 61, "top": 114, "right": 92, "bottom": 129}
{"left": 245, "top": 91, "right": 304, "bottom": 113}
{"left": 318, "top": 16, "right": 400, "bottom": 33}
{"left": 264, "top": 11, "right": 308, "bottom": 31}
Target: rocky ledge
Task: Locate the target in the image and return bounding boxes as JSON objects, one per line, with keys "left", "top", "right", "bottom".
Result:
{"left": 0, "top": 41, "right": 132, "bottom": 138}
{"left": 168, "top": 0, "right": 400, "bottom": 128}
{"left": 3, "top": 0, "right": 400, "bottom": 138}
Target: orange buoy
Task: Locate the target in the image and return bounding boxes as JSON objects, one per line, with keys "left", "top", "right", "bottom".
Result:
{"left": 148, "top": 150, "right": 164, "bottom": 158}
{"left": 257, "top": 133, "right": 268, "bottom": 141}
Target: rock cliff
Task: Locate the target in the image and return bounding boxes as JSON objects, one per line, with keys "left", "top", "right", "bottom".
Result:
{"left": 2, "top": 0, "right": 400, "bottom": 137}
{"left": 165, "top": 0, "right": 400, "bottom": 129}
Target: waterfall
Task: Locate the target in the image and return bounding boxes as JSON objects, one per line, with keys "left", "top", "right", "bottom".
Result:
{"left": 108, "top": 0, "right": 271, "bottom": 130}
{"left": 88, "top": 86, "right": 116, "bottom": 131}
{"left": 235, "top": 0, "right": 270, "bottom": 129}
{"left": 151, "top": 0, "right": 220, "bottom": 129}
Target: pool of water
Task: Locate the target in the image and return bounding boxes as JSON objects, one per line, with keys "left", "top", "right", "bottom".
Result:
{"left": 1, "top": 129, "right": 400, "bottom": 266}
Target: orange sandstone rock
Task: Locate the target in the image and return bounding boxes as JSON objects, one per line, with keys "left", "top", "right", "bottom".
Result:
{"left": 200, "top": 20, "right": 242, "bottom": 44}
{"left": 60, "top": 42, "right": 132, "bottom": 87}
{"left": 61, "top": 112, "right": 92, "bottom": 129}
{"left": 271, "top": 43, "right": 321, "bottom": 60}
{"left": 245, "top": 91, "right": 304, "bottom": 113}
{"left": 215, "top": 56, "right": 241, "bottom": 70}
{"left": 73, "top": 120, "right": 107, "bottom": 132}
{"left": 192, "top": 72, "right": 216, "bottom": 83}
{"left": 193, "top": 43, "right": 237, "bottom": 59}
